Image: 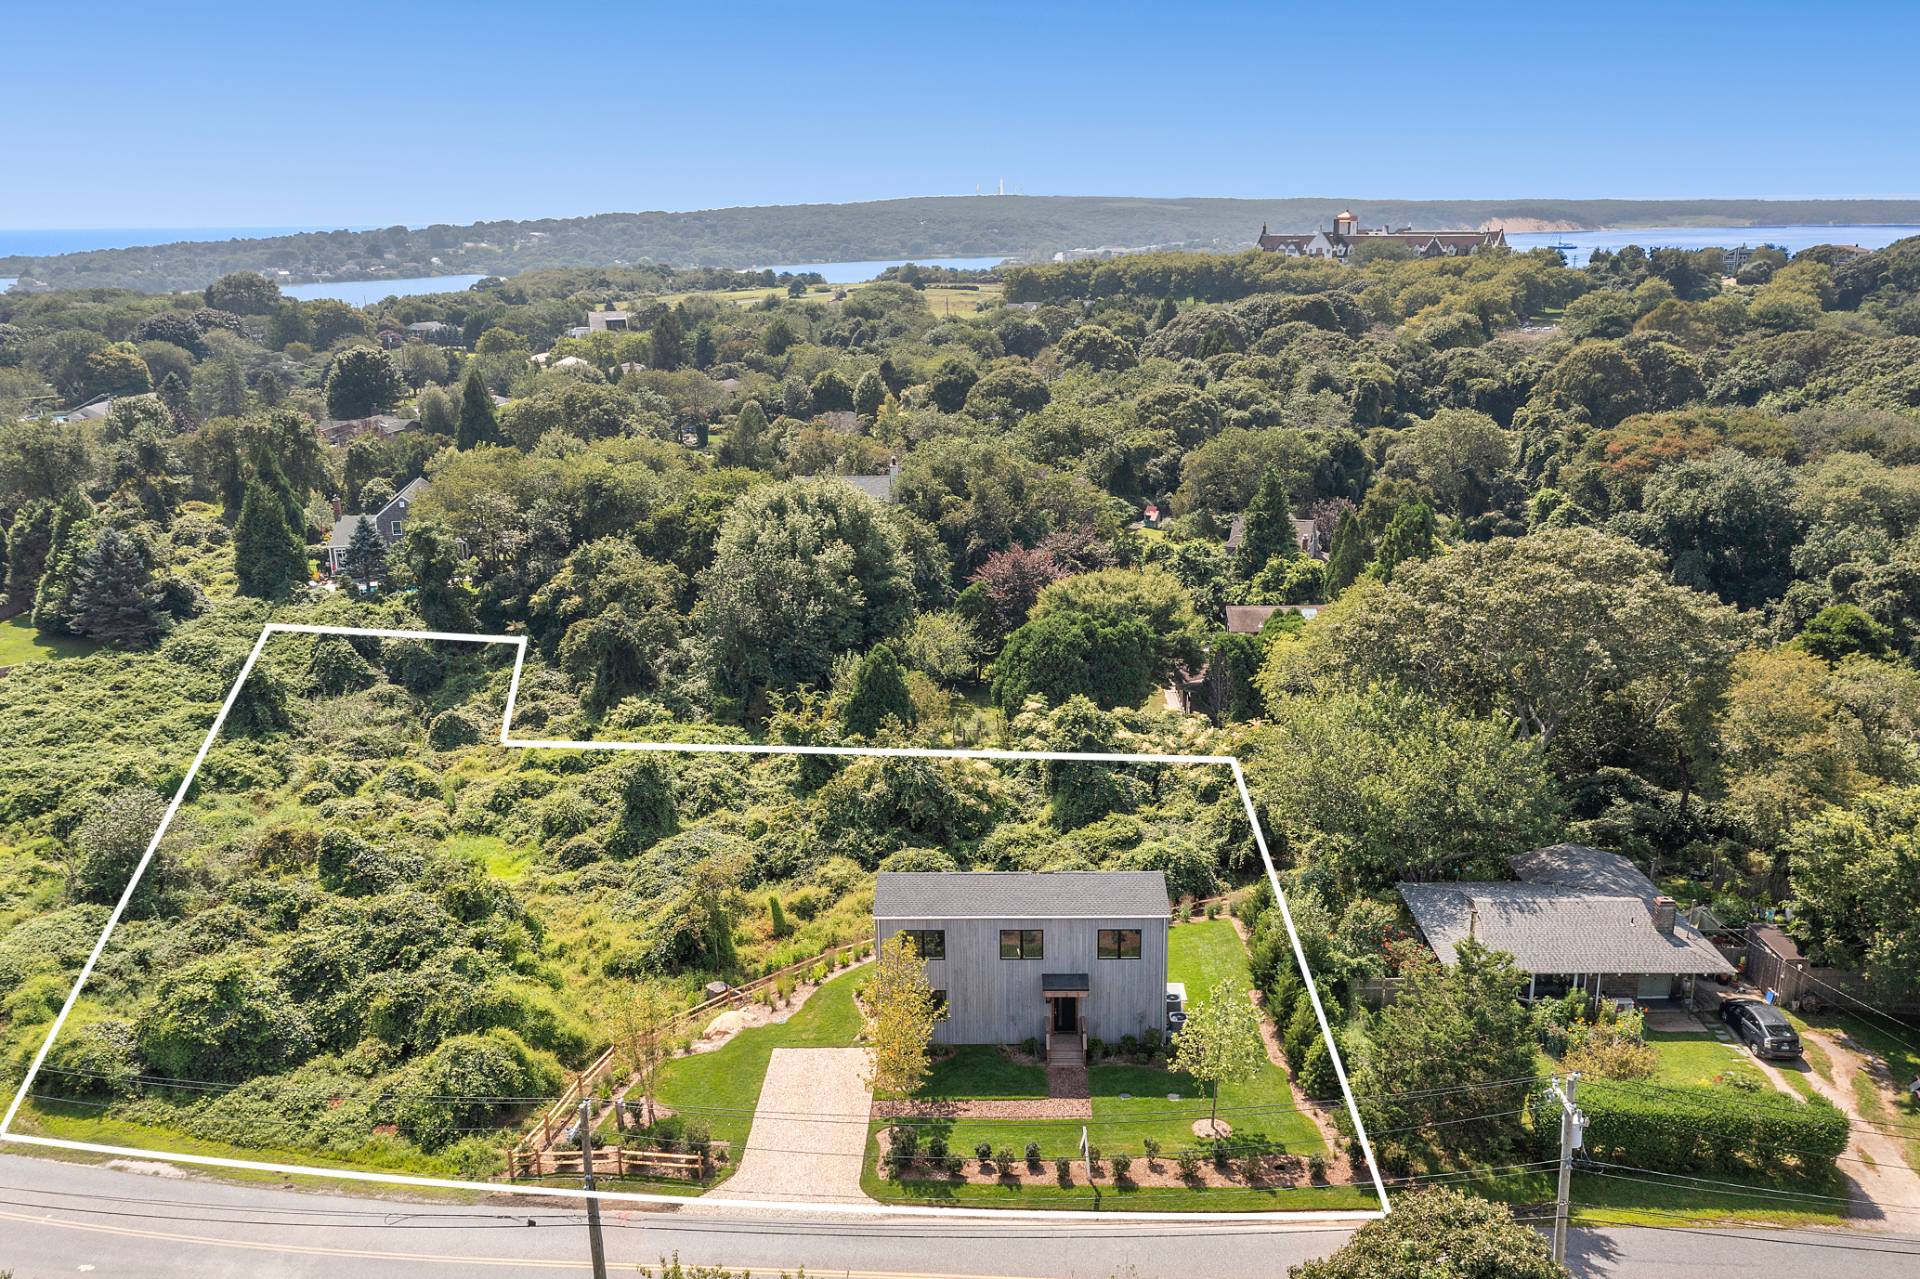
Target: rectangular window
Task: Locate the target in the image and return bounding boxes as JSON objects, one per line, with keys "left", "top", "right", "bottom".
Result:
{"left": 900, "top": 929, "right": 945, "bottom": 960}
{"left": 389, "top": 519, "right": 405, "bottom": 537}
{"left": 999, "top": 928, "right": 1043, "bottom": 960}
{"left": 1097, "top": 929, "right": 1142, "bottom": 960}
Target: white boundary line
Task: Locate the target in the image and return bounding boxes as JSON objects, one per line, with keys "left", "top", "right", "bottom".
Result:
{"left": 0, "top": 622, "right": 1390, "bottom": 1224}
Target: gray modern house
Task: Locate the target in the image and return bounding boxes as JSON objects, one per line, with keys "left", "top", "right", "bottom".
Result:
{"left": 873, "top": 871, "right": 1172, "bottom": 1055}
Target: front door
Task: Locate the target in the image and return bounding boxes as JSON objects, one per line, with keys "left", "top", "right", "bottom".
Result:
{"left": 1052, "top": 995, "right": 1078, "bottom": 1034}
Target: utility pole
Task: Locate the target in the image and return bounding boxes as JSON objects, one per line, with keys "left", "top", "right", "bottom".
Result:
{"left": 578, "top": 1097, "right": 608, "bottom": 1279}
{"left": 1546, "top": 1072, "right": 1586, "bottom": 1267}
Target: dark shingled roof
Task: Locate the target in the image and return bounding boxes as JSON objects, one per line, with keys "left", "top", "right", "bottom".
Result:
{"left": 1397, "top": 843, "right": 1733, "bottom": 978}
{"left": 874, "top": 871, "right": 1170, "bottom": 920}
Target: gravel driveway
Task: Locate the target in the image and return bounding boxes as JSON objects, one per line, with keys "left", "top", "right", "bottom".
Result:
{"left": 718, "top": 1047, "right": 874, "bottom": 1205}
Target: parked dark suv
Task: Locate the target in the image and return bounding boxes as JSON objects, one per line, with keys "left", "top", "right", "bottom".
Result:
{"left": 1721, "top": 998, "right": 1803, "bottom": 1060}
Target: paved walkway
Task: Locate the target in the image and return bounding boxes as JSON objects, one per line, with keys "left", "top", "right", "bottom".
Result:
{"left": 717, "top": 1047, "right": 874, "bottom": 1205}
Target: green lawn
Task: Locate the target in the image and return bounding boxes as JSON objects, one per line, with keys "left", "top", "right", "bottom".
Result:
{"left": 922, "top": 1046, "right": 1046, "bottom": 1099}
{"left": 1477, "top": 1167, "right": 1854, "bottom": 1229}
{"left": 0, "top": 617, "right": 95, "bottom": 667}
{"left": 1645, "top": 1025, "right": 1773, "bottom": 1091}
{"left": 644, "top": 966, "right": 866, "bottom": 1184}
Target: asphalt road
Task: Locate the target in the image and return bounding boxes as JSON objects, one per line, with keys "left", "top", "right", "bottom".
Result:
{"left": 3, "top": 1154, "right": 1919, "bottom": 1278}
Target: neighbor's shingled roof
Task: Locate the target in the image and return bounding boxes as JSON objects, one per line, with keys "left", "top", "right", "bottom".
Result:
{"left": 1397, "top": 843, "right": 1733, "bottom": 977}
{"left": 874, "top": 871, "right": 1170, "bottom": 920}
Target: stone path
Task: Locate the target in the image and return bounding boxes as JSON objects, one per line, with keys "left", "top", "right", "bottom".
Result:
{"left": 718, "top": 1047, "right": 873, "bottom": 1205}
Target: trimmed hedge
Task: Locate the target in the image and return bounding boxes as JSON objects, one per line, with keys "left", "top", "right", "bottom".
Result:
{"left": 1537, "top": 1080, "right": 1849, "bottom": 1180}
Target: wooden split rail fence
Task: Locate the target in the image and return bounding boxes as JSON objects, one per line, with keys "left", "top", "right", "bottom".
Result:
{"left": 515, "top": 935, "right": 874, "bottom": 1164}
{"left": 509, "top": 1143, "right": 730, "bottom": 1182}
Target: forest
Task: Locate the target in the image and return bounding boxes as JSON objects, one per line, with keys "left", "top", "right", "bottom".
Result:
{"left": 9, "top": 194, "right": 1920, "bottom": 291}
{"left": 3, "top": 226, "right": 1920, "bottom": 1183}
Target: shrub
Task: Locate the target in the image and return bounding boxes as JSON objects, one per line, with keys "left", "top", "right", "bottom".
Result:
{"left": 768, "top": 894, "right": 791, "bottom": 938}
{"left": 942, "top": 1153, "right": 964, "bottom": 1176}
{"left": 1025, "top": 1140, "right": 1042, "bottom": 1170}
{"left": 890, "top": 1123, "right": 918, "bottom": 1159}
{"left": 1211, "top": 1141, "right": 1231, "bottom": 1170}
{"left": 1546, "top": 1081, "right": 1849, "bottom": 1179}
{"left": 975, "top": 1141, "right": 993, "bottom": 1163}
{"left": 1308, "top": 1153, "right": 1327, "bottom": 1183}
{"left": 995, "top": 1146, "right": 1016, "bottom": 1173}
{"left": 1110, "top": 1152, "right": 1133, "bottom": 1181}
{"left": 1142, "top": 1136, "right": 1161, "bottom": 1166}
{"left": 1176, "top": 1147, "right": 1203, "bottom": 1179}
{"left": 1054, "top": 1156, "right": 1073, "bottom": 1183}
{"left": 926, "top": 1135, "right": 947, "bottom": 1161}
{"left": 1087, "top": 1036, "right": 1105, "bottom": 1059}
{"left": 1119, "top": 1033, "right": 1139, "bottom": 1057}
{"left": 1021, "top": 1036, "right": 1041, "bottom": 1059}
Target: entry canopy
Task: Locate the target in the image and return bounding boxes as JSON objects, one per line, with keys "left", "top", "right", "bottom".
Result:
{"left": 1043, "top": 973, "right": 1091, "bottom": 993}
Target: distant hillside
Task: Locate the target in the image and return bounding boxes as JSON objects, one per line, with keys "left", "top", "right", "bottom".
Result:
{"left": 8, "top": 195, "right": 1920, "bottom": 293}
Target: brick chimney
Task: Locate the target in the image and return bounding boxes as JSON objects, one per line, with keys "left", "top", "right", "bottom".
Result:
{"left": 330, "top": 495, "right": 343, "bottom": 521}
{"left": 1650, "top": 896, "right": 1677, "bottom": 936}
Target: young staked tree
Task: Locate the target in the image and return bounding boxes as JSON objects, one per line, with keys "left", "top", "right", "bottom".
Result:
{"left": 1236, "top": 467, "right": 1300, "bottom": 580}
{"left": 456, "top": 367, "right": 499, "bottom": 450}
{"left": 1169, "top": 978, "right": 1266, "bottom": 1135}
{"left": 340, "top": 515, "right": 386, "bottom": 586}
{"left": 865, "top": 932, "right": 940, "bottom": 1099}
{"left": 608, "top": 981, "right": 679, "bottom": 1129}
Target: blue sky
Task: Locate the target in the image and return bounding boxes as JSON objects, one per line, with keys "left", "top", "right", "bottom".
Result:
{"left": 6, "top": 0, "right": 1916, "bottom": 228}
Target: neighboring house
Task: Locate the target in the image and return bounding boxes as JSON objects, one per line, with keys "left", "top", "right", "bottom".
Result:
{"left": 587, "top": 310, "right": 634, "bottom": 332}
{"left": 1225, "top": 512, "right": 1324, "bottom": 558}
{"left": 314, "top": 413, "right": 419, "bottom": 447}
{"left": 873, "top": 871, "right": 1171, "bottom": 1051}
{"left": 1397, "top": 843, "right": 1735, "bottom": 1005}
{"left": 405, "top": 321, "right": 456, "bottom": 344}
{"left": 52, "top": 391, "right": 158, "bottom": 424}
{"left": 323, "top": 477, "right": 427, "bottom": 574}
{"left": 1257, "top": 210, "right": 1508, "bottom": 261}
{"left": 551, "top": 355, "right": 592, "bottom": 372}
{"left": 1222, "top": 604, "right": 1320, "bottom": 634}
{"left": 842, "top": 460, "right": 902, "bottom": 504}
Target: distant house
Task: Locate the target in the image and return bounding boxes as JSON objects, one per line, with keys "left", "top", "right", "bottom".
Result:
{"left": 841, "top": 460, "right": 902, "bottom": 504}
{"left": 51, "top": 391, "right": 157, "bottom": 424}
{"left": 565, "top": 326, "right": 592, "bottom": 339}
{"left": 405, "top": 321, "right": 456, "bottom": 345}
{"left": 1222, "top": 603, "right": 1320, "bottom": 634}
{"left": 315, "top": 414, "right": 418, "bottom": 447}
{"left": 1226, "top": 512, "right": 1324, "bottom": 559}
{"left": 873, "top": 871, "right": 1172, "bottom": 1055}
{"left": 587, "top": 310, "right": 634, "bottom": 333}
{"left": 1397, "top": 843, "right": 1735, "bottom": 1005}
{"left": 550, "top": 355, "right": 593, "bottom": 372}
{"left": 1258, "top": 210, "right": 1507, "bottom": 261}
{"left": 324, "top": 478, "right": 427, "bottom": 574}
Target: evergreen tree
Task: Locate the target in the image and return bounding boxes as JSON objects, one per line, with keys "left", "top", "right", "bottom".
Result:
{"left": 853, "top": 369, "right": 886, "bottom": 420}
{"left": 718, "top": 401, "right": 767, "bottom": 469}
{"left": 692, "top": 324, "right": 716, "bottom": 369}
{"left": 1236, "top": 467, "right": 1299, "bottom": 579}
{"left": 1371, "top": 500, "right": 1437, "bottom": 582}
{"left": 157, "top": 370, "right": 193, "bottom": 431}
{"left": 841, "top": 644, "right": 915, "bottom": 737}
{"left": 1151, "top": 297, "right": 1179, "bottom": 331}
{"left": 456, "top": 368, "right": 498, "bottom": 450}
{"left": 1324, "top": 509, "right": 1369, "bottom": 596}
{"left": 341, "top": 516, "right": 387, "bottom": 585}
{"left": 29, "top": 502, "right": 96, "bottom": 634}
{"left": 214, "top": 358, "right": 248, "bottom": 417}
{"left": 233, "top": 465, "right": 309, "bottom": 600}
{"left": 69, "top": 527, "right": 161, "bottom": 647}
{"left": 651, "top": 308, "right": 686, "bottom": 371}
{"left": 402, "top": 521, "right": 475, "bottom": 631}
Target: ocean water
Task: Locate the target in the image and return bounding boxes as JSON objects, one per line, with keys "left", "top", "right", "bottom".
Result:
{"left": 1507, "top": 224, "right": 1920, "bottom": 268}
{"left": 760, "top": 255, "right": 1008, "bottom": 280}
{"left": 281, "top": 275, "right": 488, "bottom": 305}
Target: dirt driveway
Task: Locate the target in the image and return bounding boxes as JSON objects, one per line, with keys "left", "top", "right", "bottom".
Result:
{"left": 715, "top": 1047, "right": 874, "bottom": 1205}
{"left": 1746, "top": 1027, "right": 1920, "bottom": 1229}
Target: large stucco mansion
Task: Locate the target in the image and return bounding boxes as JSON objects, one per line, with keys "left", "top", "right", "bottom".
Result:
{"left": 1257, "top": 210, "right": 1507, "bottom": 261}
